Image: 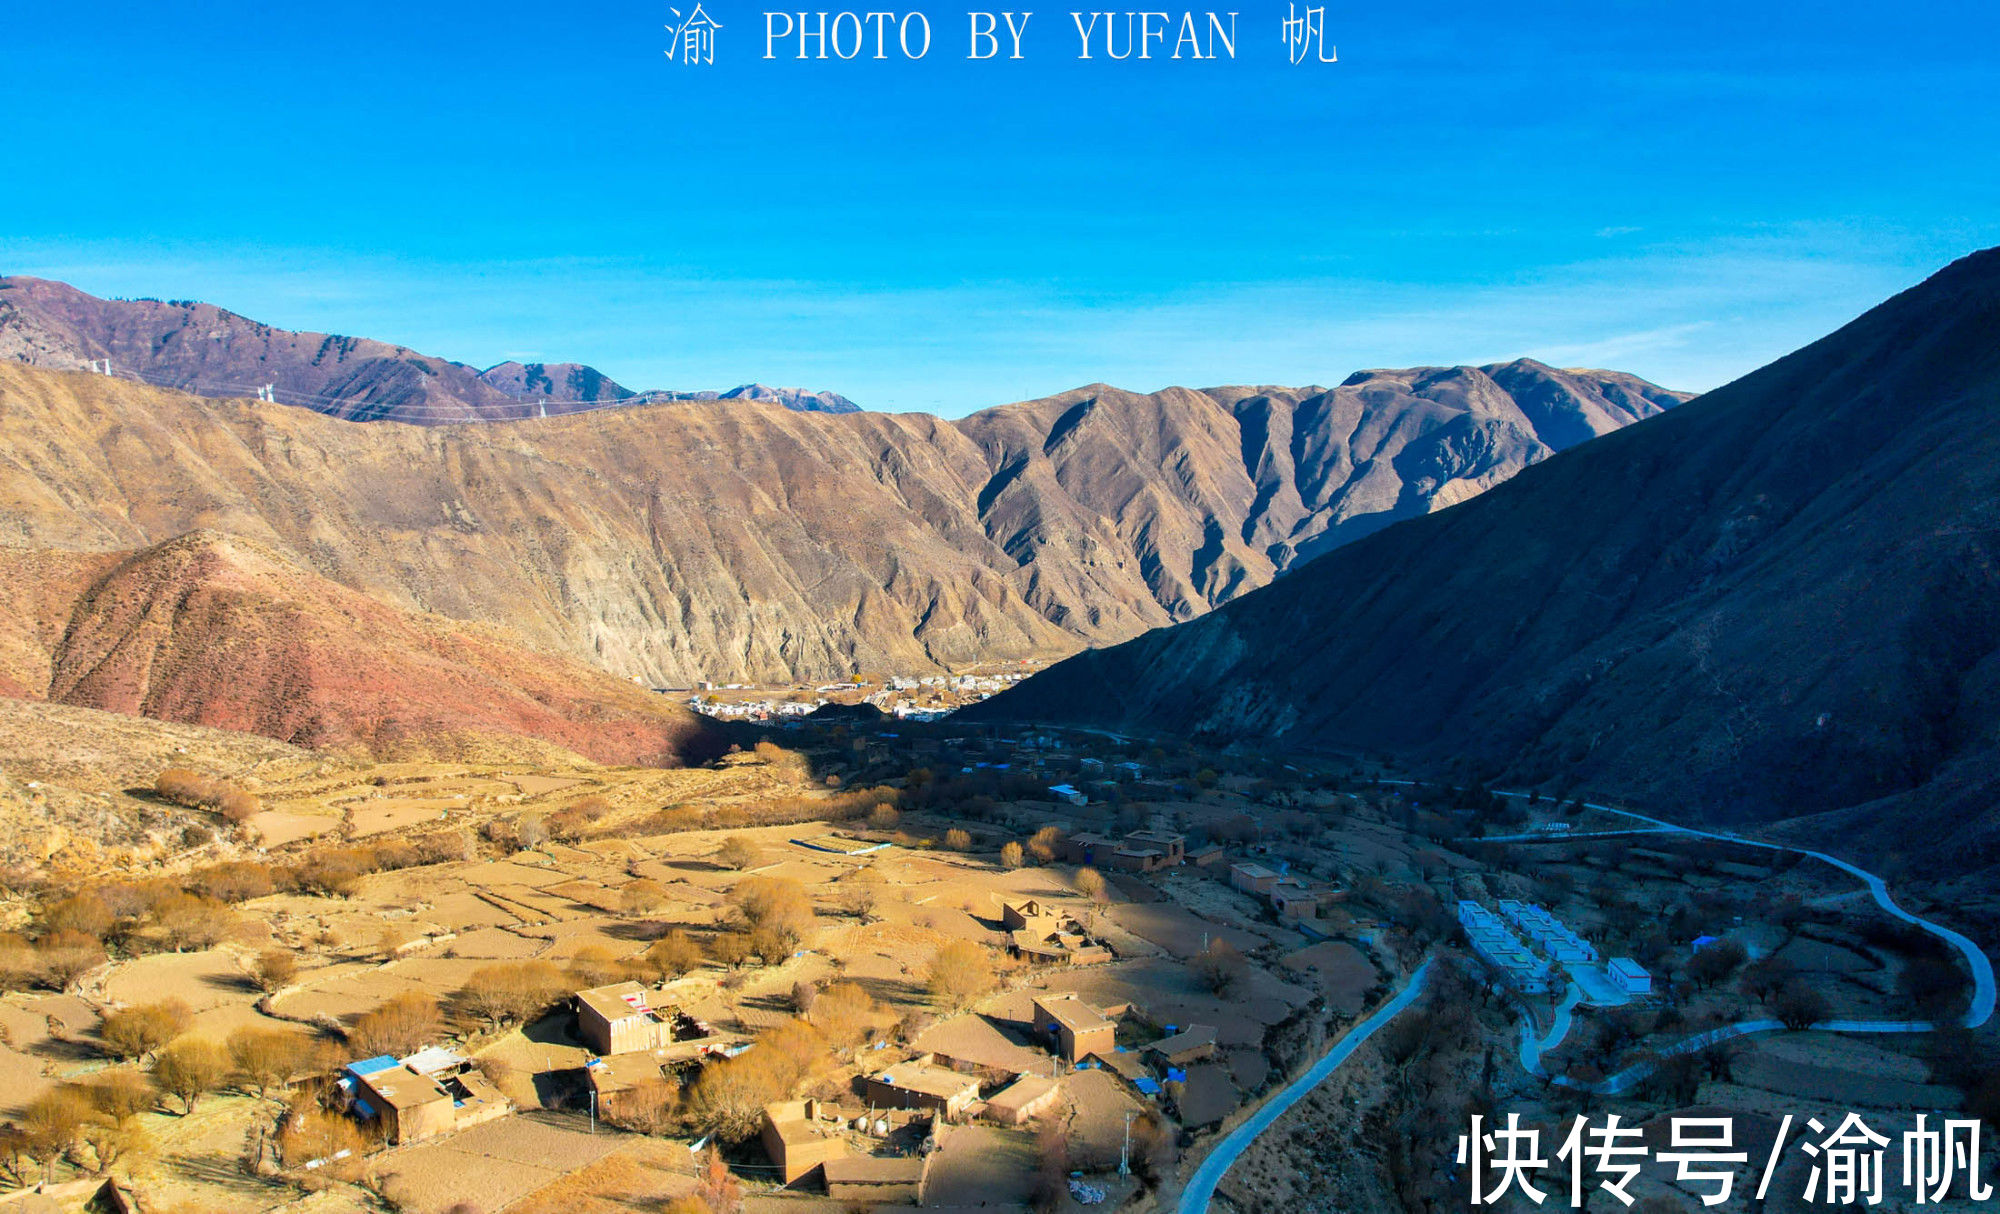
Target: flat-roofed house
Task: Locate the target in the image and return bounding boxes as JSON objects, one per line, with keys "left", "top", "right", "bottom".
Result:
{"left": 1000, "top": 898, "right": 1055, "bottom": 931}
{"left": 858, "top": 1060, "right": 982, "bottom": 1119}
{"left": 1123, "top": 829, "right": 1185, "bottom": 866}
{"left": 983, "top": 1075, "right": 1062, "bottom": 1125}
{"left": 576, "top": 982, "right": 681, "bottom": 1056}
{"left": 1145, "top": 1025, "right": 1218, "bottom": 1068}
{"left": 1032, "top": 993, "right": 1117, "bottom": 1063}
{"left": 1230, "top": 862, "right": 1281, "bottom": 896}
{"left": 822, "top": 1155, "right": 928, "bottom": 1204}
{"left": 1059, "top": 833, "right": 1119, "bottom": 866}
{"left": 1010, "top": 923, "right": 1113, "bottom": 967}
{"left": 761, "top": 1099, "right": 849, "bottom": 1185}
{"left": 1269, "top": 879, "right": 1320, "bottom": 923}
{"left": 1607, "top": 957, "right": 1652, "bottom": 995}
{"left": 342, "top": 1055, "right": 510, "bottom": 1145}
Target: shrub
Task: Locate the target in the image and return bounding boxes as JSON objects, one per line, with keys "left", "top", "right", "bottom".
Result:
{"left": 86, "top": 1067, "right": 155, "bottom": 1120}
{"left": 148, "top": 892, "right": 240, "bottom": 952}
{"left": 944, "top": 828, "right": 972, "bottom": 852}
{"left": 229, "top": 1026, "right": 305, "bottom": 1096}
{"left": 279, "top": 1106, "right": 364, "bottom": 1168}
{"left": 34, "top": 929, "right": 105, "bottom": 990}
{"left": 153, "top": 768, "right": 260, "bottom": 821}
{"left": 349, "top": 992, "right": 442, "bottom": 1058}
{"left": 1773, "top": 979, "right": 1830, "bottom": 1031}
{"left": 99, "top": 999, "right": 192, "bottom": 1060}
{"left": 645, "top": 930, "right": 704, "bottom": 980}
{"left": 41, "top": 892, "right": 114, "bottom": 938}
{"left": 454, "top": 961, "right": 566, "bottom": 1029}
{"left": 1190, "top": 939, "right": 1249, "bottom": 996}
{"left": 251, "top": 948, "right": 299, "bottom": 991}
{"left": 715, "top": 836, "right": 760, "bottom": 871}
{"left": 707, "top": 931, "right": 752, "bottom": 969}
{"left": 1074, "top": 867, "right": 1107, "bottom": 902}
{"left": 622, "top": 879, "right": 669, "bottom": 916}
{"left": 1001, "top": 841, "right": 1025, "bottom": 869}
{"left": 217, "top": 789, "right": 262, "bottom": 822}
{"left": 602, "top": 1078, "right": 681, "bottom": 1135}
{"left": 925, "top": 940, "right": 995, "bottom": 1010}
{"left": 153, "top": 1036, "right": 230, "bottom": 1113}
{"left": 809, "top": 981, "right": 880, "bottom": 1049}
{"left": 731, "top": 876, "right": 814, "bottom": 958}
{"left": 193, "top": 862, "right": 276, "bottom": 903}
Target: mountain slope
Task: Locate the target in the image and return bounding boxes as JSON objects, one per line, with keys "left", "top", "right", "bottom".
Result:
{"left": 0, "top": 276, "right": 860, "bottom": 420}
{"left": 0, "top": 354, "right": 1680, "bottom": 685}
{"left": 0, "top": 534, "right": 727, "bottom": 766}
{"left": 970, "top": 248, "right": 2000, "bottom": 868}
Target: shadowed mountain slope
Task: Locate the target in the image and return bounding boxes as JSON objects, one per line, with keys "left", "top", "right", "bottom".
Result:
{"left": 969, "top": 249, "right": 2000, "bottom": 870}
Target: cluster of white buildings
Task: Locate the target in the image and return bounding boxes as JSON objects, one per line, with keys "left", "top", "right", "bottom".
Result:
{"left": 885, "top": 672, "right": 1027, "bottom": 694}
{"left": 1497, "top": 900, "right": 1599, "bottom": 965}
{"left": 1458, "top": 899, "right": 1652, "bottom": 997}
{"left": 683, "top": 697, "right": 820, "bottom": 720}
{"left": 1458, "top": 901, "right": 1559, "bottom": 993}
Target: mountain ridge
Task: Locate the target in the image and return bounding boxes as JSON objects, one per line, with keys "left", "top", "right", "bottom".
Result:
{"left": 0, "top": 275, "right": 860, "bottom": 421}
{"left": 0, "top": 353, "right": 1683, "bottom": 685}
{"left": 967, "top": 248, "right": 2000, "bottom": 871}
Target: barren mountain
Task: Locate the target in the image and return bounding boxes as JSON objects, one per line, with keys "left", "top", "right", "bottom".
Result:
{"left": 0, "top": 276, "right": 860, "bottom": 421}
{"left": 477, "top": 360, "right": 634, "bottom": 403}
{"left": 0, "top": 352, "right": 1680, "bottom": 685}
{"left": 971, "top": 249, "right": 2000, "bottom": 872}
{"left": 0, "top": 534, "right": 726, "bottom": 766}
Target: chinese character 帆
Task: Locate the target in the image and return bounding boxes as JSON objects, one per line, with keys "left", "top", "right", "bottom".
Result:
{"left": 1902, "top": 1115, "right": 1991, "bottom": 1205}
{"left": 1280, "top": 3, "right": 1336, "bottom": 64}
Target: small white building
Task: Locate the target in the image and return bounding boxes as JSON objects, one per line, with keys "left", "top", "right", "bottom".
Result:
{"left": 1607, "top": 957, "right": 1651, "bottom": 995}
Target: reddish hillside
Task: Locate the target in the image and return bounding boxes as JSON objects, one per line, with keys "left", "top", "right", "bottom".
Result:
{"left": 0, "top": 534, "right": 725, "bottom": 766}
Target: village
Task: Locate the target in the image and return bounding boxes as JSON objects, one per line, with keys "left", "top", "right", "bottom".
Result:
{"left": 0, "top": 712, "right": 1985, "bottom": 1213}
{"left": 673, "top": 662, "right": 1046, "bottom": 724}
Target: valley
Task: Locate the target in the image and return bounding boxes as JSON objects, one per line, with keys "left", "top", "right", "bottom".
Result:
{"left": 0, "top": 704, "right": 1990, "bottom": 1214}
{"left": 0, "top": 255, "right": 1994, "bottom": 1214}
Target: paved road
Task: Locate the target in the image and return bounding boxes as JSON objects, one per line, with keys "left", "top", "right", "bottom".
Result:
{"left": 1397, "top": 781, "right": 1997, "bottom": 1091}
{"left": 1559, "top": 795, "right": 1996, "bottom": 1031}
{"left": 1174, "top": 961, "right": 1433, "bottom": 1214}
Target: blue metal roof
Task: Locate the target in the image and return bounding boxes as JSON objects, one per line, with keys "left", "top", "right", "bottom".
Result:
{"left": 344, "top": 1055, "right": 399, "bottom": 1077}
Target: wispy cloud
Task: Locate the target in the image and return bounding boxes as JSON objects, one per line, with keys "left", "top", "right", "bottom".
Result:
{"left": 1, "top": 226, "right": 1980, "bottom": 414}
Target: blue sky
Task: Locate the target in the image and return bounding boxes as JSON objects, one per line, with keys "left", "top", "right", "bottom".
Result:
{"left": 5, "top": 1, "right": 1996, "bottom": 414}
